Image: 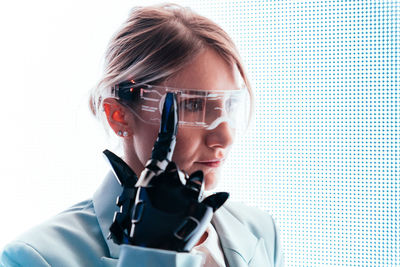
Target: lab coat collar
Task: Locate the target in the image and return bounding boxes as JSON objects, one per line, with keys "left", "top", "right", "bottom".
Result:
{"left": 93, "top": 171, "right": 260, "bottom": 265}
{"left": 93, "top": 171, "right": 122, "bottom": 259}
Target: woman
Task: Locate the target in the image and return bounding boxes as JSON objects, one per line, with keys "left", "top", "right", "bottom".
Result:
{"left": 1, "top": 3, "right": 283, "bottom": 267}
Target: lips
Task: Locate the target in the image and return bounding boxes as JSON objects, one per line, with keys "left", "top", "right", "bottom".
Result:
{"left": 196, "top": 158, "right": 225, "bottom": 168}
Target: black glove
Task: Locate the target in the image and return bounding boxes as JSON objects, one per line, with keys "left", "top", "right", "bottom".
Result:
{"left": 104, "top": 92, "right": 229, "bottom": 252}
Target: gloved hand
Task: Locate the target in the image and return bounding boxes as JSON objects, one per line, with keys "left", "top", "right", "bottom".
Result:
{"left": 103, "top": 92, "right": 229, "bottom": 252}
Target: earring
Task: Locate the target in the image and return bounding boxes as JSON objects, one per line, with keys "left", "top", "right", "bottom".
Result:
{"left": 117, "top": 130, "right": 122, "bottom": 136}
{"left": 123, "top": 131, "right": 128, "bottom": 137}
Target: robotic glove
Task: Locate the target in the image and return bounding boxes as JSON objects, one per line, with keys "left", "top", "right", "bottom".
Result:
{"left": 103, "top": 92, "right": 229, "bottom": 252}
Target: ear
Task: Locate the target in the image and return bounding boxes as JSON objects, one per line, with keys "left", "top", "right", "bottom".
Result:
{"left": 102, "top": 98, "right": 134, "bottom": 137}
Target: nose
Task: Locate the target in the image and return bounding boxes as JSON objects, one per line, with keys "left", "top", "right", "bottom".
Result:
{"left": 205, "top": 121, "right": 234, "bottom": 149}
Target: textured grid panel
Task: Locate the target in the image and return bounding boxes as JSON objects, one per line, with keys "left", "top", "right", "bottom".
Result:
{"left": 182, "top": 1, "right": 400, "bottom": 266}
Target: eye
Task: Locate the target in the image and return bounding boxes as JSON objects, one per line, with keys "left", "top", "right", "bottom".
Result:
{"left": 181, "top": 98, "right": 204, "bottom": 112}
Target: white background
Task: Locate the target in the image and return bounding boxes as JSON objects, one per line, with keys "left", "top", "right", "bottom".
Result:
{"left": 0, "top": 0, "right": 247, "bottom": 251}
{"left": 0, "top": 0, "right": 155, "bottom": 249}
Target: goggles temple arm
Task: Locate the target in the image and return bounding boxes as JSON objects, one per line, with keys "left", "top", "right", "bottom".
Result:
{"left": 113, "top": 80, "right": 150, "bottom": 102}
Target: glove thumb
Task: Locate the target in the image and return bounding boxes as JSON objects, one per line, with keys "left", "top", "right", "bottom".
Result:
{"left": 103, "top": 149, "right": 138, "bottom": 187}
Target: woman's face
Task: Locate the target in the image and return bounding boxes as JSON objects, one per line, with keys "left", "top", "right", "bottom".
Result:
{"left": 126, "top": 48, "right": 242, "bottom": 190}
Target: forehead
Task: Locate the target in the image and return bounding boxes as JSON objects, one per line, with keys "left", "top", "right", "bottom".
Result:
{"left": 163, "top": 48, "right": 242, "bottom": 91}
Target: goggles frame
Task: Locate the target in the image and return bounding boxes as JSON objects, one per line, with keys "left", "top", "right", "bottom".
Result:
{"left": 108, "top": 80, "right": 249, "bottom": 131}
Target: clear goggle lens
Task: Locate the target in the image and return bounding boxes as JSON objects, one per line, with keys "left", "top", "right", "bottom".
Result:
{"left": 111, "top": 82, "right": 250, "bottom": 132}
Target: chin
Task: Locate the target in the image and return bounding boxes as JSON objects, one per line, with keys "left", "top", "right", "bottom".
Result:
{"left": 204, "top": 172, "right": 219, "bottom": 191}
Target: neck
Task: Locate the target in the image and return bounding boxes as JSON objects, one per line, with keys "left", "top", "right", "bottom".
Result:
{"left": 123, "top": 140, "right": 145, "bottom": 178}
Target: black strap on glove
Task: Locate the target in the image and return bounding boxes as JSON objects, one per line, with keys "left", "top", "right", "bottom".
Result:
{"left": 104, "top": 92, "right": 229, "bottom": 252}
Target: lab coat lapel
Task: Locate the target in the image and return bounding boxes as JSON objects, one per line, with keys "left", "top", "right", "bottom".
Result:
{"left": 211, "top": 204, "right": 260, "bottom": 267}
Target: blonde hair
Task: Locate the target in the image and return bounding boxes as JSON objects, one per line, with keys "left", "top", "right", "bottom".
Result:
{"left": 89, "top": 3, "right": 253, "bottom": 123}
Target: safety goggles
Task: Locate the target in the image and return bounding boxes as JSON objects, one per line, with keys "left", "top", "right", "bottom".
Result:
{"left": 109, "top": 80, "right": 250, "bottom": 131}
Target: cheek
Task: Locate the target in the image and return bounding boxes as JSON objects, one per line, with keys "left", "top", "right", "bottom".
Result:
{"left": 134, "top": 124, "right": 204, "bottom": 169}
{"left": 133, "top": 125, "right": 221, "bottom": 190}
{"left": 172, "top": 128, "right": 203, "bottom": 171}
{"left": 133, "top": 123, "right": 159, "bottom": 165}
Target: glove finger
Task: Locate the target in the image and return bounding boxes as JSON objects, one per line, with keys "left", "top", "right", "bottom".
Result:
{"left": 165, "top": 161, "right": 178, "bottom": 172}
{"left": 186, "top": 170, "right": 205, "bottom": 201}
{"left": 150, "top": 92, "right": 178, "bottom": 163}
{"left": 202, "top": 192, "right": 229, "bottom": 211}
{"left": 136, "top": 93, "right": 178, "bottom": 188}
{"left": 149, "top": 161, "right": 186, "bottom": 187}
{"left": 188, "top": 170, "right": 204, "bottom": 184}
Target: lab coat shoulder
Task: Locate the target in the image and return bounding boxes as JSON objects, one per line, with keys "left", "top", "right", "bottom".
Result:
{"left": 0, "top": 199, "right": 203, "bottom": 267}
{"left": 1, "top": 199, "right": 109, "bottom": 267}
